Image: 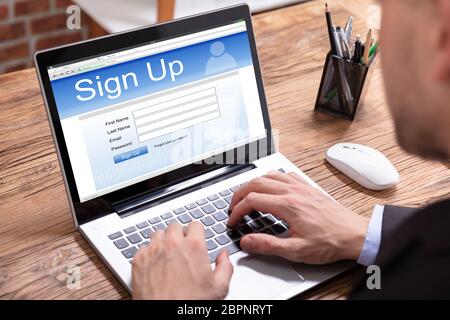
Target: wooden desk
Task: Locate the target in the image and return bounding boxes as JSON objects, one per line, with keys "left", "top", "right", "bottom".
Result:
{"left": 1, "top": 0, "right": 449, "bottom": 299}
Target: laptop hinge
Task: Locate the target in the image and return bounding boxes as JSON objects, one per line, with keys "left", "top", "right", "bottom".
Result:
{"left": 113, "top": 163, "right": 255, "bottom": 218}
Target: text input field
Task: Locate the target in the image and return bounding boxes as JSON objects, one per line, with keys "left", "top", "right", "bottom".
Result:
{"left": 133, "top": 87, "right": 220, "bottom": 142}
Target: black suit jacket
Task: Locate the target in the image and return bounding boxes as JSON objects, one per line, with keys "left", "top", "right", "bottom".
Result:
{"left": 351, "top": 199, "right": 450, "bottom": 299}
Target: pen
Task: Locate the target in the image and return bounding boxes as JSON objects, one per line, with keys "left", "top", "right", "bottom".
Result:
{"left": 325, "top": 4, "right": 338, "bottom": 55}
{"left": 362, "top": 29, "right": 372, "bottom": 65}
{"left": 332, "top": 27, "right": 353, "bottom": 111}
{"left": 353, "top": 34, "right": 362, "bottom": 63}
{"left": 332, "top": 25, "right": 343, "bottom": 57}
{"left": 344, "top": 16, "right": 353, "bottom": 40}
{"left": 336, "top": 27, "right": 351, "bottom": 60}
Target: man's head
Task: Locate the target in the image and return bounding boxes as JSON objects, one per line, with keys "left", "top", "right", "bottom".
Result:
{"left": 379, "top": 0, "right": 450, "bottom": 159}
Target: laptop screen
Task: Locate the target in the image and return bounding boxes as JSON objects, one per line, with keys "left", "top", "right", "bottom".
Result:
{"left": 47, "top": 21, "right": 266, "bottom": 203}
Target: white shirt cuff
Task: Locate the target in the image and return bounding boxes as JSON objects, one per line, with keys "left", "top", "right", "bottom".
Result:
{"left": 357, "top": 205, "right": 384, "bottom": 266}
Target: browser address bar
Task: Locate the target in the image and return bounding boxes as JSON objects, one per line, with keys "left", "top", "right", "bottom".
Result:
{"left": 50, "top": 21, "right": 246, "bottom": 80}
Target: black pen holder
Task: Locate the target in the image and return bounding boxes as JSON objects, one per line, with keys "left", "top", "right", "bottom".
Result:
{"left": 315, "top": 51, "right": 377, "bottom": 120}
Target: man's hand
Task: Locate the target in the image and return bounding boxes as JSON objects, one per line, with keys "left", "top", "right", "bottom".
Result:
{"left": 228, "top": 170, "right": 369, "bottom": 264}
{"left": 132, "top": 221, "right": 233, "bottom": 300}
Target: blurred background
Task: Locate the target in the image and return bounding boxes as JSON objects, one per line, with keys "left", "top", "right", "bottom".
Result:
{"left": 0, "top": 0, "right": 307, "bottom": 75}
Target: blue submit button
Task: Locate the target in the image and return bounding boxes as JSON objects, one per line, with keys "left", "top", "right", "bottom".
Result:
{"left": 113, "top": 146, "right": 148, "bottom": 164}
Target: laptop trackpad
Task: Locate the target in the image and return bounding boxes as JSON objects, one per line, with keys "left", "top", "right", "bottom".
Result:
{"left": 225, "top": 254, "right": 304, "bottom": 300}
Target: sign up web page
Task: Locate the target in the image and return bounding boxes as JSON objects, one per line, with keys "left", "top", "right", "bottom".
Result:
{"left": 48, "top": 21, "right": 266, "bottom": 202}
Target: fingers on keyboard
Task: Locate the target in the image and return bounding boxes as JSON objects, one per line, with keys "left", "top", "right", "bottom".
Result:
{"left": 110, "top": 180, "right": 289, "bottom": 263}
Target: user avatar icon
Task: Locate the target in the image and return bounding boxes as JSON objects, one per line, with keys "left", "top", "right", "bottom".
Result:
{"left": 205, "top": 41, "right": 238, "bottom": 75}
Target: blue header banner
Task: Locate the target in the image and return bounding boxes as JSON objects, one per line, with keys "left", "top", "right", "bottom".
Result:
{"left": 51, "top": 32, "right": 253, "bottom": 119}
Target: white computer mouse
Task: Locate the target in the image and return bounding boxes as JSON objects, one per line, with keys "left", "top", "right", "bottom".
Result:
{"left": 326, "top": 143, "right": 400, "bottom": 190}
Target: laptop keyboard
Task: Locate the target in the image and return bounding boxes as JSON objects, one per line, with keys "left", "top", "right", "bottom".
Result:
{"left": 107, "top": 176, "right": 289, "bottom": 264}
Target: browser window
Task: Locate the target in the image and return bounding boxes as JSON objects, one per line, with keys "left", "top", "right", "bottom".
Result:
{"left": 48, "top": 21, "right": 266, "bottom": 202}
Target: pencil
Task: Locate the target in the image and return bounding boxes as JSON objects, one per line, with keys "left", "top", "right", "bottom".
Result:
{"left": 325, "top": 3, "right": 337, "bottom": 55}
{"left": 362, "top": 29, "right": 372, "bottom": 65}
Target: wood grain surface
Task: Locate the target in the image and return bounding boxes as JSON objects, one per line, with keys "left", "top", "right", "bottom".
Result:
{"left": 1, "top": 0, "right": 449, "bottom": 299}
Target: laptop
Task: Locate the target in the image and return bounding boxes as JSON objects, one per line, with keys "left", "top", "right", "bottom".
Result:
{"left": 34, "top": 4, "right": 352, "bottom": 299}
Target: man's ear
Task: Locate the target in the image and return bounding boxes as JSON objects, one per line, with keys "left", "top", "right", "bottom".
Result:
{"left": 432, "top": 0, "right": 450, "bottom": 82}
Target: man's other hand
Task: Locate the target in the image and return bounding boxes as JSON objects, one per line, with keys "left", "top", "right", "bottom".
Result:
{"left": 132, "top": 221, "right": 233, "bottom": 300}
{"left": 228, "top": 170, "right": 369, "bottom": 264}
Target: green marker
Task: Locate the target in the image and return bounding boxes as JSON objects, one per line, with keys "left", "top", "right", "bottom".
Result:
{"left": 369, "top": 40, "right": 379, "bottom": 60}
